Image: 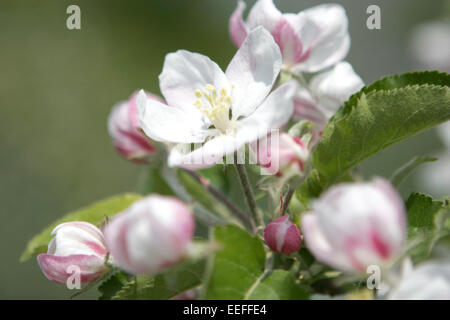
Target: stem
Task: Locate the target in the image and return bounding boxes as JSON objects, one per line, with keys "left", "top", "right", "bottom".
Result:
{"left": 243, "top": 252, "right": 274, "bottom": 300}
{"left": 281, "top": 175, "right": 304, "bottom": 215}
{"left": 281, "top": 186, "right": 295, "bottom": 215}
{"left": 233, "top": 155, "right": 264, "bottom": 229}
{"left": 182, "top": 169, "right": 255, "bottom": 231}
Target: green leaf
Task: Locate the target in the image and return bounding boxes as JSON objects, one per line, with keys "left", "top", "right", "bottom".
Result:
{"left": 112, "top": 259, "right": 205, "bottom": 300}
{"left": 406, "top": 193, "right": 446, "bottom": 231}
{"left": 204, "top": 225, "right": 265, "bottom": 299}
{"left": 204, "top": 225, "right": 308, "bottom": 300}
{"left": 313, "top": 71, "right": 450, "bottom": 186}
{"left": 406, "top": 193, "right": 450, "bottom": 262}
{"left": 98, "top": 271, "right": 130, "bottom": 300}
{"left": 390, "top": 156, "right": 437, "bottom": 187}
{"left": 246, "top": 270, "right": 308, "bottom": 300}
{"left": 20, "top": 193, "right": 142, "bottom": 262}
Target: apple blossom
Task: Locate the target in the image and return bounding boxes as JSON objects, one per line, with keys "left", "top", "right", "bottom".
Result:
{"left": 388, "top": 259, "right": 450, "bottom": 299}
{"left": 252, "top": 132, "right": 309, "bottom": 176}
{"left": 230, "top": 0, "right": 350, "bottom": 72}
{"left": 37, "top": 222, "right": 109, "bottom": 285}
{"left": 293, "top": 61, "right": 364, "bottom": 124}
{"left": 103, "top": 195, "right": 195, "bottom": 275}
{"left": 108, "top": 91, "right": 163, "bottom": 162}
{"left": 137, "top": 27, "right": 296, "bottom": 170}
{"left": 264, "top": 214, "right": 302, "bottom": 254}
{"left": 302, "top": 178, "right": 407, "bottom": 272}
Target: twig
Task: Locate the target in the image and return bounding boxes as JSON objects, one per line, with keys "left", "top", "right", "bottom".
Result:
{"left": 233, "top": 154, "right": 264, "bottom": 229}
{"left": 182, "top": 169, "right": 255, "bottom": 231}
{"left": 281, "top": 186, "right": 295, "bottom": 215}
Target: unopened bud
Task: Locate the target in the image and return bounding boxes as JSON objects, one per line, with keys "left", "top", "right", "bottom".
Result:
{"left": 264, "top": 214, "right": 302, "bottom": 254}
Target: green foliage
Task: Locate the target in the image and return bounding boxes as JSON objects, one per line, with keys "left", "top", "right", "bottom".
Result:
{"left": 141, "top": 164, "right": 174, "bottom": 195}
{"left": 406, "top": 193, "right": 450, "bottom": 262}
{"left": 204, "top": 225, "right": 308, "bottom": 300}
{"left": 98, "top": 271, "right": 130, "bottom": 300}
{"left": 111, "top": 260, "right": 205, "bottom": 300}
{"left": 246, "top": 270, "right": 308, "bottom": 300}
{"left": 407, "top": 193, "right": 446, "bottom": 231}
{"left": 178, "top": 170, "right": 220, "bottom": 213}
{"left": 302, "top": 72, "right": 450, "bottom": 200}
{"left": 20, "top": 193, "right": 142, "bottom": 262}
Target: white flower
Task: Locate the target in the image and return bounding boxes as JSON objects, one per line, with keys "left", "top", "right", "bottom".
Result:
{"left": 103, "top": 195, "right": 195, "bottom": 275}
{"left": 230, "top": 0, "right": 350, "bottom": 73}
{"left": 388, "top": 259, "right": 450, "bottom": 299}
{"left": 302, "top": 178, "right": 407, "bottom": 272}
{"left": 138, "top": 27, "right": 296, "bottom": 169}
{"left": 293, "top": 61, "right": 364, "bottom": 124}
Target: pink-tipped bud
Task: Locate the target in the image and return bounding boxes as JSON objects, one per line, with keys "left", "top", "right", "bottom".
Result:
{"left": 264, "top": 215, "right": 302, "bottom": 254}
{"left": 107, "top": 91, "right": 164, "bottom": 163}
{"left": 229, "top": 1, "right": 248, "bottom": 47}
{"left": 253, "top": 133, "right": 309, "bottom": 176}
{"left": 302, "top": 178, "right": 407, "bottom": 272}
{"left": 103, "top": 195, "right": 195, "bottom": 275}
{"left": 37, "top": 222, "right": 109, "bottom": 285}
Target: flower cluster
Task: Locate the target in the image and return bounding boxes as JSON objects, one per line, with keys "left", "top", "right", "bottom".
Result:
{"left": 38, "top": 196, "right": 195, "bottom": 284}
{"left": 34, "top": 0, "right": 450, "bottom": 300}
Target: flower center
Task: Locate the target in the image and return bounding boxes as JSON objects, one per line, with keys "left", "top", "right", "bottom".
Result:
{"left": 194, "top": 84, "right": 233, "bottom": 134}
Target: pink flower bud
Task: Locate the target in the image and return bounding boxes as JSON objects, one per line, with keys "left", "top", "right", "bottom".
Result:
{"left": 253, "top": 133, "right": 309, "bottom": 176}
{"left": 264, "top": 215, "right": 302, "bottom": 254}
{"left": 229, "top": 0, "right": 248, "bottom": 47}
{"left": 302, "top": 178, "right": 407, "bottom": 272}
{"left": 103, "top": 195, "right": 195, "bottom": 275}
{"left": 37, "top": 222, "right": 109, "bottom": 285}
{"left": 108, "top": 91, "right": 163, "bottom": 163}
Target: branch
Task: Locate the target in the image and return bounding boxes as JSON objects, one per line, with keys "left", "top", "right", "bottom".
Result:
{"left": 182, "top": 169, "right": 255, "bottom": 231}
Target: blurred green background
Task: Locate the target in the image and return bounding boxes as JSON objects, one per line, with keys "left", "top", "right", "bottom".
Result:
{"left": 0, "top": 0, "right": 448, "bottom": 299}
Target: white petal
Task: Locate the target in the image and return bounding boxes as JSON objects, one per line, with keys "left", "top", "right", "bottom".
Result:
{"left": 302, "top": 213, "right": 353, "bottom": 271}
{"left": 293, "top": 87, "right": 327, "bottom": 124}
{"left": 238, "top": 81, "right": 295, "bottom": 135}
{"left": 246, "top": 0, "right": 282, "bottom": 32}
{"left": 389, "top": 261, "right": 450, "bottom": 299}
{"left": 168, "top": 135, "right": 247, "bottom": 170}
{"left": 310, "top": 62, "right": 364, "bottom": 118}
{"left": 137, "top": 90, "right": 212, "bottom": 144}
{"left": 293, "top": 4, "right": 350, "bottom": 73}
{"left": 168, "top": 82, "right": 295, "bottom": 169}
{"left": 226, "top": 27, "right": 282, "bottom": 119}
{"left": 159, "top": 50, "right": 230, "bottom": 112}
{"left": 51, "top": 222, "right": 106, "bottom": 258}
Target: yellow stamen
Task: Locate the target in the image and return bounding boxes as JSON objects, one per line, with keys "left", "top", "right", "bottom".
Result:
{"left": 193, "top": 84, "right": 234, "bottom": 133}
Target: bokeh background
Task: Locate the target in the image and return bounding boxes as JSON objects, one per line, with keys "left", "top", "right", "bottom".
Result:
{"left": 1, "top": 0, "right": 449, "bottom": 299}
